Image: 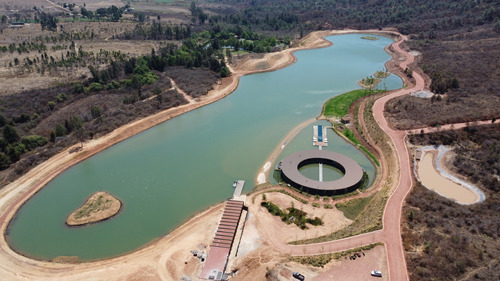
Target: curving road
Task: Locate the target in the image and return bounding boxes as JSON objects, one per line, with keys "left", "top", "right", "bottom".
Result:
{"left": 0, "top": 31, "right": 422, "bottom": 280}
{"left": 256, "top": 32, "right": 424, "bottom": 281}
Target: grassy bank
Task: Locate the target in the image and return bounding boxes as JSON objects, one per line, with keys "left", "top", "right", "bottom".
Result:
{"left": 323, "top": 89, "right": 379, "bottom": 118}
{"left": 336, "top": 194, "right": 375, "bottom": 220}
{"left": 322, "top": 89, "right": 381, "bottom": 166}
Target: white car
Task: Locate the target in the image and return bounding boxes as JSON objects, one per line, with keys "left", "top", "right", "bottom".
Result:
{"left": 371, "top": 270, "right": 382, "bottom": 277}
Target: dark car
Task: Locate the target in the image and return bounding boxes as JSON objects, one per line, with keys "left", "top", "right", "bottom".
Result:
{"left": 293, "top": 272, "right": 305, "bottom": 280}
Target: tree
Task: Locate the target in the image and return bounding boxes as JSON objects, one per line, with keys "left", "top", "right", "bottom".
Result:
{"left": 74, "top": 126, "right": 86, "bottom": 147}
{"left": 6, "top": 142, "right": 25, "bottom": 162}
{"left": 39, "top": 12, "right": 58, "bottom": 31}
{"left": 55, "top": 124, "right": 67, "bottom": 137}
{"left": 3, "top": 125, "right": 20, "bottom": 144}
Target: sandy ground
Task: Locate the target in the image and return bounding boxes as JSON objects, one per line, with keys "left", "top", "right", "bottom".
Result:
{"left": 417, "top": 151, "right": 479, "bottom": 204}
{"left": 253, "top": 192, "right": 352, "bottom": 244}
{"left": 311, "top": 245, "right": 388, "bottom": 281}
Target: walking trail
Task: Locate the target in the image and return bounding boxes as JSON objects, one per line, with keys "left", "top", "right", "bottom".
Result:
{"left": 258, "top": 33, "right": 423, "bottom": 281}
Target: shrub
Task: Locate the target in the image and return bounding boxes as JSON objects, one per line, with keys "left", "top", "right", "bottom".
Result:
{"left": 0, "top": 152, "right": 10, "bottom": 170}
{"left": 261, "top": 201, "right": 284, "bottom": 217}
{"left": 47, "top": 101, "right": 56, "bottom": 110}
{"left": 55, "top": 124, "right": 67, "bottom": 137}
{"left": 307, "top": 217, "right": 324, "bottom": 226}
{"left": 91, "top": 105, "right": 103, "bottom": 119}
{"left": 87, "top": 82, "right": 103, "bottom": 92}
{"left": 72, "top": 82, "right": 84, "bottom": 94}
{"left": 55, "top": 93, "right": 67, "bottom": 102}
{"left": 12, "top": 113, "right": 30, "bottom": 124}
{"left": 21, "top": 135, "right": 48, "bottom": 151}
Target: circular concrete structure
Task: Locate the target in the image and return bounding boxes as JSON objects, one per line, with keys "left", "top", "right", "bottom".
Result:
{"left": 280, "top": 150, "right": 364, "bottom": 195}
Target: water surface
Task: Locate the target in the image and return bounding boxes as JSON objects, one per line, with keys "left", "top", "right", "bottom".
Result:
{"left": 7, "top": 34, "right": 402, "bottom": 260}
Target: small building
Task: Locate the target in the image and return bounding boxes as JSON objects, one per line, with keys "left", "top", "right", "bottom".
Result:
{"left": 10, "top": 22, "right": 25, "bottom": 28}
{"left": 341, "top": 115, "right": 351, "bottom": 124}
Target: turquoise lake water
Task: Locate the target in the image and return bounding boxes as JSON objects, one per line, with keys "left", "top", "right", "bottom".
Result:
{"left": 6, "top": 34, "right": 402, "bottom": 260}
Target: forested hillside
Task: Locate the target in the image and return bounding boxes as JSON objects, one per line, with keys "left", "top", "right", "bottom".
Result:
{"left": 207, "top": 0, "right": 500, "bottom": 127}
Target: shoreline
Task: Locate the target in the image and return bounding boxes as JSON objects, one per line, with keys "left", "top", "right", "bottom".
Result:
{"left": 0, "top": 29, "right": 412, "bottom": 278}
{"left": 0, "top": 29, "right": 337, "bottom": 262}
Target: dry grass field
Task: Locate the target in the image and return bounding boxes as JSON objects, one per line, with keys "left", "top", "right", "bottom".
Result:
{"left": 0, "top": 21, "right": 162, "bottom": 94}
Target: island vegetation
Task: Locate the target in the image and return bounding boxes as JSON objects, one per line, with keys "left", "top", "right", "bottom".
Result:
{"left": 373, "top": 70, "right": 390, "bottom": 78}
{"left": 360, "top": 36, "right": 378, "bottom": 40}
{"left": 66, "top": 191, "right": 122, "bottom": 226}
{"left": 358, "top": 76, "right": 381, "bottom": 89}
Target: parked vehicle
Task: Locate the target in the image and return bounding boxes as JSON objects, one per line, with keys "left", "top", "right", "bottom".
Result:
{"left": 371, "top": 270, "right": 383, "bottom": 277}
{"left": 293, "top": 272, "right": 305, "bottom": 280}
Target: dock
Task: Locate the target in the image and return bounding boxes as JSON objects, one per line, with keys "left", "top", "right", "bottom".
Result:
{"left": 200, "top": 200, "right": 244, "bottom": 280}
{"left": 313, "top": 125, "right": 328, "bottom": 147}
{"left": 232, "top": 180, "right": 245, "bottom": 198}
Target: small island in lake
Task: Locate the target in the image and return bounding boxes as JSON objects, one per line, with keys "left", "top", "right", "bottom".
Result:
{"left": 373, "top": 70, "right": 390, "bottom": 78}
{"left": 358, "top": 76, "right": 381, "bottom": 89}
{"left": 66, "top": 192, "right": 122, "bottom": 226}
{"left": 361, "top": 36, "right": 379, "bottom": 40}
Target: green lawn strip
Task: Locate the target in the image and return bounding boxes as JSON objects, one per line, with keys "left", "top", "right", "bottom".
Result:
{"left": 323, "top": 89, "right": 376, "bottom": 118}
{"left": 335, "top": 194, "right": 375, "bottom": 220}
{"left": 322, "top": 89, "right": 381, "bottom": 166}
{"left": 289, "top": 243, "right": 383, "bottom": 268}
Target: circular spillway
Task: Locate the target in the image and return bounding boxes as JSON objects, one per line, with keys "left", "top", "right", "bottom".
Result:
{"left": 280, "top": 150, "right": 364, "bottom": 195}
